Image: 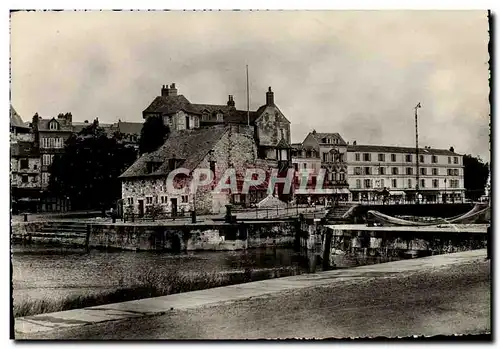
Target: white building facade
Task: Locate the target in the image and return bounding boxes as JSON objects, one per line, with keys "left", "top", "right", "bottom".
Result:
{"left": 346, "top": 144, "right": 465, "bottom": 203}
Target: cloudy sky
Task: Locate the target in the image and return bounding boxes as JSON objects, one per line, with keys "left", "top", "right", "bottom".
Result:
{"left": 11, "top": 10, "right": 490, "bottom": 160}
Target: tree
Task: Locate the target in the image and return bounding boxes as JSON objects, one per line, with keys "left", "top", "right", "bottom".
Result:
{"left": 463, "top": 154, "right": 489, "bottom": 200}
{"left": 48, "top": 123, "right": 137, "bottom": 211}
{"left": 138, "top": 116, "right": 170, "bottom": 155}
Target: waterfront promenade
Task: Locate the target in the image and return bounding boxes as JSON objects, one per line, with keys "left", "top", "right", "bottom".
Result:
{"left": 15, "top": 249, "right": 490, "bottom": 339}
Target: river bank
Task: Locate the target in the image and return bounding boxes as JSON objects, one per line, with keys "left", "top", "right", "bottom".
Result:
{"left": 11, "top": 245, "right": 401, "bottom": 317}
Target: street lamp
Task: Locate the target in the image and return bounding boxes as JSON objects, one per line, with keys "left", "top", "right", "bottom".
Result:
{"left": 444, "top": 178, "right": 447, "bottom": 204}
{"left": 414, "top": 102, "right": 421, "bottom": 204}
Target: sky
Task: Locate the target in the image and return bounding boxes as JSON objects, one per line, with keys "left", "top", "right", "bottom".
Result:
{"left": 10, "top": 10, "right": 490, "bottom": 161}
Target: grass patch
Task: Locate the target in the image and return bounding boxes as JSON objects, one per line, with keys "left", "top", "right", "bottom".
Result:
{"left": 13, "top": 266, "right": 301, "bottom": 318}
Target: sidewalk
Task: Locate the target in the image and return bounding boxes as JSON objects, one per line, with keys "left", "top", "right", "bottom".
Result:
{"left": 15, "top": 249, "right": 487, "bottom": 336}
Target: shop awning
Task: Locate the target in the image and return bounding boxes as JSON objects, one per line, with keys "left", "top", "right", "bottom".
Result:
{"left": 389, "top": 191, "right": 406, "bottom": 196}
{"left": 336, "top": 188, "right": 351, "bottom": 194}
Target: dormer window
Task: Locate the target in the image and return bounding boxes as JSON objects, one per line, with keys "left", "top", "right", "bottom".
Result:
{"left": 49, "top": 120, "right": 59, "bottom": 130}
{"left": 216, "top": 112, "right": 223, "bottom": 122}
{"left": 146, "top": 161, "right": 161, "bottom": 174}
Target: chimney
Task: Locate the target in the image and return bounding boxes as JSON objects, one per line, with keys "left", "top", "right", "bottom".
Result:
{"left": 353, "top": 140, "right": 357, "bottom": 145}
{"left": 161, "top": 84, "right": 168, "bottom": 97}
{"left": 449, "top": 146, "right": 455, "bottom": 153}
{"left": 227, "top": 95, "right": 235, "bottom": 107}
{"left": 266, "top": 86, "right": 274, "bottom": 106}
{"left": 65, "top": 112, "right": 72, "bottom": 123}
{"left": 168, "top": 83, "right": 178, "bottom": 96}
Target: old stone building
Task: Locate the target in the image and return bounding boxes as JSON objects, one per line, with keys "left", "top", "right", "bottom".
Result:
{"left": 137, "top": 83, "right": 293, "bottom": 202}
{"left": 120, "top": 124, "right": 273, "bottom": 215}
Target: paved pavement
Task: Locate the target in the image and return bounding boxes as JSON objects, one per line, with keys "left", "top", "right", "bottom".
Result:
{"left": 15, "top": 249, "right": 490, "bottom": 339}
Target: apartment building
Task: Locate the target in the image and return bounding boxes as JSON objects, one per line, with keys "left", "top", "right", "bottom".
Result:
{"left": 347, "top": 143, "right": 465, "bottom": 203}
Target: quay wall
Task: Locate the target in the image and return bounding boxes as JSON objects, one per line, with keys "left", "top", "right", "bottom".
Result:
{"left": 11, "top": 221, "right": 298, "bottom": 251}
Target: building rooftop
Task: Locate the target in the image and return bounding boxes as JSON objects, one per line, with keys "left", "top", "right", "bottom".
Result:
{"left": 10, "top": 106, "right": 30, "bottom": 129}
{"left": 310, "top": 131, "right": 347, "bottom": 146}
{"left": 120, "top": 125, "right": 229, "bottom": 179}
{"left": 347, "top": 144, "right": 461, "bottom": 156}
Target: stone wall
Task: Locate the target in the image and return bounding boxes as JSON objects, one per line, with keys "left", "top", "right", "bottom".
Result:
{"left": 255, "top": 105, "right": 290, "bottom": 148}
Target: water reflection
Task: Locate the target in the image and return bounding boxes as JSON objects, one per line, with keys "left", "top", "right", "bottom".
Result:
{"left": 11, "top": 245, "right": 400, "bottom": 305}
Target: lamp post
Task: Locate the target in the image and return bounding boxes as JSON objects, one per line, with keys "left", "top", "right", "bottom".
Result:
{"left": 414, "top": 102, "right": 421, "bottom": 204}
{"left": 444, "top": 178, "right": 447, "bottom": 204}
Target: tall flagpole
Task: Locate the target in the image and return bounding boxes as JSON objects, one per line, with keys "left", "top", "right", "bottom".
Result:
{"left": 246, "top": 65, "right": 250, "bottom": 126}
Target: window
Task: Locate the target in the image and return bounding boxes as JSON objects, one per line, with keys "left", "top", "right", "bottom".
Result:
{"left": 323, "top": 153, "right": 328, "bottom": 162}
{"left": 146, "top": 197, "right": 153, "bottom": 205}
{"left": 433, "top": 179, "right": 439, "bottom": 188}
{"left": 454, "top": 169, "right": 459, "bottom": 176}
{"left": 49, "top": 121, "right": 58, "bottom": 130}
{"left": 194, "top": 117, "right": 200, "bottom": 128}
{"left": 363, "top": 153, "right": 371, "bottom": 161}
{"left": 356, "top": 179, "right": 361, "bottom": 189}
{"left": 21, "top": 175, "right": 28, "bottom": 183}
{"left": 392, "top": 179, "right": 397, "bottom": 188}
{"left": 34, "top": 164, "right": 38, "bottom": 170}
{"left": 42, "top": 173, "right": 49, "bottom": 185}
{"left": 447, "top": 169, "right": 453, "bottom": 176}
{"left": 420, "top": 168, "right": 427, "bottom": 175}
{"left": 303, "top": 163, "right": 307, "bottom": 169}
{"left": 448, "top": 157, "right": 451, "bottom": 164}
{"left": 391, "top": 154, "right": 396, "bottom": 162}
{"left": 216, "top": 113, "right": 223, "bottom": 122}
{"left": 363, "top": 167, "right": 371, "bottom": 175}
{"left": 432, "top": 155, "right": 438, "bottom": 163}
{"left": 378, "top": 154, "right": 385, "bottom": 162}
{"left": 391, "top": 167, "right": 399, "bottom": 175}
{"left": 380, "top": 179, "right": 385, "bottom": 188}
{"left": 406, "top": 167, "right": 413, "bottom": 175}
{"left": 454, "top": 157, "right": 458, "bottom": 164}
{"left": 127, "top": 197, "right": 134, "bottom": 205}
{"left": 407, "top": 179, "right": 412, "bottom": 188}
{"left": 355, "top": 153, "right": 360, "bottom": 161}
{"left": 20, "top": 159, "right": 28, "bottom": 169}
{"left": 160, "top": 195, "right": 167, "bottom": 204}
{"left": 378, "top": 167, "right": 385, "bottom": 175}
{"left": 42, "top": 154, "right": 54, "bottom": 166}
{"left": 420, "top": 179, "right": 425, "bottom": 188}
{"left": 364, "top": 179, "right": 372, "bottom": 188}
{"left": 405, "top": 154, "right": 413, "bottom": 163}
{"left": 181, "top": 195, "right": 188, "bottom": 203}
{"left": 339, "top": 153, "right": 344, "bottom": 162}
{"left": 432, "top": 168, "right": 438, "bottom": 176}
{"left": 339, "top": 172, "right": 345, "bottom": 181}
{"left": 233, "top": 194, "right": 241, "bottom": 204}
{"left": 354, "top": 167, "right": 361, "bottom": 175}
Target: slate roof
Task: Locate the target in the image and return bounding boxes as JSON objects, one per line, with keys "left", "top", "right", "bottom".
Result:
{"left": 10, "top": 106, "right": 30, "bottom": 129}
{"left": 347, "top": 144, "right": 461, "bottom": 156}
{"left": 143, "top": 95, "right": 200, "bottom": 115}
{"left": 11, "top": 141, "right": 38, "bottom": 157}
{"left": 114, "top": 121, "right": 143, "bottom": 135}
{"left": 120, "top": 125, "right": 229, "bottom": 179}
{"left": 72, "top": 122, "right": 113, "bottom": 134}
{"left": 142, "top": 92, "right": 265, "bottom": 125}
{"left": 38, "top": 117, "right": 73, "bottom": 132}
{"left": 311, "top": 132, "right": 347, "bottom": 146}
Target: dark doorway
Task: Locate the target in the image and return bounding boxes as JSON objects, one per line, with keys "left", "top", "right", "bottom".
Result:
{"left": 171, "top": 198, "right": 178, "bottom": 217}
{"left": 138, "top": 199, "right": 144, "bottom": 217}
{"left": 186, "top": 116, "right": 190, "bottom": 129}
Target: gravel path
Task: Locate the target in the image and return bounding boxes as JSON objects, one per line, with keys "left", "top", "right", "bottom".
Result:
{"left": 17, "top": 258, "right": 490, "bottom": 340}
